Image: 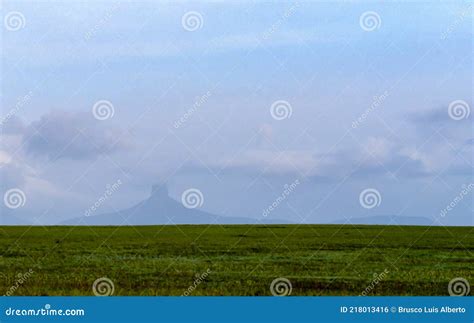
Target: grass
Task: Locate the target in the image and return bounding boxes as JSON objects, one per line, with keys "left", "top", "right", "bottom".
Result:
{"left": 0, "top": 225, "right": 472, "bottom": 296}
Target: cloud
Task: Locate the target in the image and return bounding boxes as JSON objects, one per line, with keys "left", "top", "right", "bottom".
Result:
{"left": 204, "top": 149, "right": 318, "bottom": 177}
{"left": 409, "top": 105, "right": 472, "bottom": 129}
{"left": 0, "top": 110, "right": 130, "bottom": 221}
{"left": 350, "top": 155, "right": 431, "bottom": 178}
{"left": 23, "top": 110, "right": 130, "bottom": 160}
{"left": 185, "top": 137, "right": 432, "bottom": 181}
{"left": 0, "top": 163, "right": 28, "bottom": 190}
{"left": 404, "top": 105, "right": 472, "bottom": 176}
{"left": 0, "top": 128, "right": 32, "bottom": 190}
{"left": 255, "top": 123, "right": 274, "bottom": 148}
{"left": 410, "top": 107, "right": 449, "bottom": 125}
{"left": 0, "top": 115, "right": 25, "bottom": 135}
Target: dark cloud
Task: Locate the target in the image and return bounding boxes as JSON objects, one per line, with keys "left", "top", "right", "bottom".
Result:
{"left": 444, "top": 164, "right": 474, "bottom": 176}
{"left": 409, "top": 108, "right": 448, "bottom": 125}
{"left": 465, "top": 138, "right": 474, "bottom": 146}
{"left": 409, "top": 106, "right": 472, "bottom": 128}
{"left": 179, "top": 143, "right": 432, "bottom": 183}
{"left": 23, "top": 110, "right": 130, "bottom": 160}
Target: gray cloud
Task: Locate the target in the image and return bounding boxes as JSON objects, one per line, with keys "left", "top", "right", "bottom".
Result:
{"left": 410, "top": 107, "right": 449, "bottom": 125}
{"left": 23, "top": 110, "right": 130, "bottom": 160}
{"left": 182, "top": 139, "right": 432, "bottom": 182}
{"left": 409, "top": 106, "right": 472, "bottom": 129}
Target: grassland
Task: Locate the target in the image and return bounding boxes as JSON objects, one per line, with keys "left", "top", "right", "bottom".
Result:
{"left": 0, "top": 225, "right": 472, "bottom": 296}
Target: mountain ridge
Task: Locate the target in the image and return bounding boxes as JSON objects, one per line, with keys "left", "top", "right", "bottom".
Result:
{"left": 61, "top": 184, "right": 291, "bottom": 225}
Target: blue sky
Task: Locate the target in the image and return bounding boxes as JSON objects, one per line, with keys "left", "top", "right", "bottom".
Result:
{"left": 1, "top": 0, "right": 472, "bottom": 225}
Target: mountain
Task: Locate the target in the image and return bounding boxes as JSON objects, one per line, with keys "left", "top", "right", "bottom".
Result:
{"left": 330, "top": 215, "right": 434, "bottom": 226}
{"left": 62, "top": 185, "right": 290, "bottom": 225}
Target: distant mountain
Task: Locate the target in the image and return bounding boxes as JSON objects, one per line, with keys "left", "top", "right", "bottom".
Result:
{"left": 62, "top": 185, "right": 290, "bottom": 225}
{"left": 2, "top": 187, "right": 437, "bottom": 226}
{"left": 330, "top": 215, "right": 434, "bottom": 226}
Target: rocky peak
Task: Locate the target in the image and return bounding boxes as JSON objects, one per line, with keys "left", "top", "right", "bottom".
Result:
{"left": 150, "top": 184, "right": 170, "bottom": 201}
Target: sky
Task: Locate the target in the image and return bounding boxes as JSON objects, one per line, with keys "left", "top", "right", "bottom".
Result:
{"left": 1, "top": 0, "right": 473, "bottom": 225}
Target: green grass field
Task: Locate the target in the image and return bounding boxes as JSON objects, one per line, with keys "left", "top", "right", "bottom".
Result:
{"left": 0, "top": 225, "right": 472, "bottom": 296}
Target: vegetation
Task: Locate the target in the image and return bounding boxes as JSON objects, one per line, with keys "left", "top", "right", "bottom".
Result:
{"left": 0, "top": 225, "right": 472, "bottom": 296}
